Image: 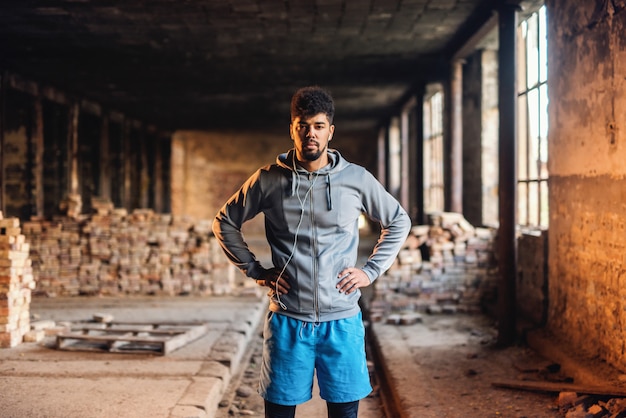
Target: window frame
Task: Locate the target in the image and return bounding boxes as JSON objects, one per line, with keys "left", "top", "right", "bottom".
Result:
{"left": 423, "top": 85, "right": 445, "bottom": 214}
{"left": 517, "top": 5, "right": 549, "bottom": 228}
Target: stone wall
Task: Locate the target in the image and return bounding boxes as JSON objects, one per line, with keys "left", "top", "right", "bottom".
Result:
{"left": 547, "top": 0, "right": 626, "bottom": 370}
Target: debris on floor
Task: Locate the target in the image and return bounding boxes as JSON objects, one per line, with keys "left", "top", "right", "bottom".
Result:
{"left": 55, "top": 316, "right": 209, "bottom": 355}
{"left": 24, "top": 312, "right": 209, "bottom": 355}
{"left": 492, "top": 353, "right": 626, "bottom": 417}
{"left": 22, "top": 203, "right": 239, "bottom": 298}
{"left": 370, "top": 212, "right": 498, "bottom": 324}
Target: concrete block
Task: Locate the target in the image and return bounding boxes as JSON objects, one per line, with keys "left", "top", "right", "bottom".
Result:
{"left": 176, "top": 376, "right": 224, "bottom": 418}
{"left": 23, "top": 328, "right": 45, "bottom": 342}
{"left": 30, "top": 319, "right": 55, "bottom": 330}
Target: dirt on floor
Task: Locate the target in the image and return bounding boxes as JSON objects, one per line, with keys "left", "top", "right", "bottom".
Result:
{"left": 374, "top": 313, "right": 563, "bottom": 418}
{"left": 218, "top": 310, "right": 626, "bottom": 418}
{"left": 369, "top": 311, "right": 626, "bottom": 418}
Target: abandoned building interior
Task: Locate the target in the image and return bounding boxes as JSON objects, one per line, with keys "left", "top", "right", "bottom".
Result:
{"left": 1, "top": 0, "right": 626, "bottom": 416}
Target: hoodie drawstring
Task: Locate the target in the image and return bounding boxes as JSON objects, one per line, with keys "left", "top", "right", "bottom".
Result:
{"left": 290, "top": 157, "right": 332, "bottom": 212}
{"left": 326, "top": 174, "right": 332, "bottom": 210}
{"left": 290, "top": 171, "right": 297, "bottom": 197}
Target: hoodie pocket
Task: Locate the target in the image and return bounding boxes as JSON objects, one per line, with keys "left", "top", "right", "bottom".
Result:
{"left": 321, "top": 282, "right": 360, "bottom": 312}
{"left": 318, "top": 257, "right": 360, "bottom": 313}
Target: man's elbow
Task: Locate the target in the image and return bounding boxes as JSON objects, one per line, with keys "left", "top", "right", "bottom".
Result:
{"left": 212, "top": 216, "right": 223, "bottom": 239}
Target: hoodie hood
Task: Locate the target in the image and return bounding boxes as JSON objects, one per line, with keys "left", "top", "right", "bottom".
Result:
{"left": 276, "top": 148, "right": 347, "bottom": 174}
{"left": 276, "top": 148, "right": 349, "bottom": 210}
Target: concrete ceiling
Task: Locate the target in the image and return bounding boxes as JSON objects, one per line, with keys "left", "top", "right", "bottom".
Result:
{"left": 0, "top": 0, "right": 507, "bottom": 133}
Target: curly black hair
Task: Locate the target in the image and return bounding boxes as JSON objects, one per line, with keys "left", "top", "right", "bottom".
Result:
{"left": 290, "top": 86, "right": 335, "bottom": 124}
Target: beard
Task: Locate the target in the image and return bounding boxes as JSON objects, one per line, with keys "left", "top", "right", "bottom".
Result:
{"left": 301, "top": 142, "right": 327, "bottom": 161}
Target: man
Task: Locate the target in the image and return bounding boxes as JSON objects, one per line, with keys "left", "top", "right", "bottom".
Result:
{"left": 213, "top": 86, "right": 411, "bottom": 418}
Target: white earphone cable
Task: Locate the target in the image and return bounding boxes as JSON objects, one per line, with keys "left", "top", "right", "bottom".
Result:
{"left": 274, "top": 154, "right": 320, "bottom": 310}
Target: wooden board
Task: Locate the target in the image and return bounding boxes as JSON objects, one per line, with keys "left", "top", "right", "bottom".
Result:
{"left": 492, "top": 379, "right": 626, "bottom": 397}
{"left": 56, "top": 321, "right": 209, "bottom": 355}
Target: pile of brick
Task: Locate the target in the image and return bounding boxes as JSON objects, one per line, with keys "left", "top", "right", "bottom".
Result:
{"left": 0, "top": 215, "right": 36, "bottom": 348}
{"left": 558, "top": 391, "right": 626, "bottom": 417}
{"left": 371, "top": 212, "right": 498, "bottom": 324}
{"left": 22, "top": 201, "right": 238, "bottom": 297}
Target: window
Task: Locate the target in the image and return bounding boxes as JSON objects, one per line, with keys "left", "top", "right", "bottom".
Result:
{"left": 388, "top": 117, "right": 402, "bottom": 200}
{"left": 517, "top": 5, "right": 548, "bottom": 227}
{"left": 423, "top": 86, "right": 445, "bottom": 214}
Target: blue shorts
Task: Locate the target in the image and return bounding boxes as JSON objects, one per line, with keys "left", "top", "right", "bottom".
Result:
{"left": 258, "top": 311, "right": 372, "bottom": 405}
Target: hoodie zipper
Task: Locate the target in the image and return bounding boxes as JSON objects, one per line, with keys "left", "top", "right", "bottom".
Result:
{"left": 309, "top": 172, "right": 320, "bottom": 323}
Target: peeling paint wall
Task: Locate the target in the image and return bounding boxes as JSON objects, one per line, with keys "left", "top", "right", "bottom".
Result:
{"left": 547, "top": 0, "right": 626, "bottom": 370}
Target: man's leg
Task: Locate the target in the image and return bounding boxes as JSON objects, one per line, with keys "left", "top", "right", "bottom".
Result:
{"left": 326, "top": 400, "right": 359, "bottom": 418}
{"left": 315, "top": 313, "right": 372, "bottom": 404}
{"left": 264, "top": 400, "right": 296, "bottom": 418}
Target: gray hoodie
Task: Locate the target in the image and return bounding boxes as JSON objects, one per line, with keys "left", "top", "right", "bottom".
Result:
{"left": 213, "top": 149, "right": 411, "bottom": 322}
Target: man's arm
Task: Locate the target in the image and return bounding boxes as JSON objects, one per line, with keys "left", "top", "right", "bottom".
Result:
{"left": 336, "top": 177, "right": 410, "bottom": 294}
{"left": 212, "top": 170, "right": 266, "bottom": 279}
{"left": 359, "top": 172, "right": 412, "bottom": 283}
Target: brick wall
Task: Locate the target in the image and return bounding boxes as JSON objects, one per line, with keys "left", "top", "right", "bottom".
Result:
{"left": 0, "top": 217, "right": 35, "bottom": 348}
{"left": 547, "top": 0, "right": 626, "bottom": 370}
{"left": 170, "top": 130, "right": 287, "bottom": 235}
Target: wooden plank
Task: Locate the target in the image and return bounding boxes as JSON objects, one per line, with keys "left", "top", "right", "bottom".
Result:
{"left": 56, "top": 321, "right": 208, "bottom": 355}
{"left": 492, "top": 379, "right": 626, "bottom": 397}
{"left": 162, "top": 323, "right": 209, "bottom": 355}
{"left": 72, "top": 325, "right": 166, "bottom": 333}
{"left": 57, "top": 337, "right": 163, "bottom": 354}
{"left": 72, "top": 320, "right": 207, "bottom": 327}
{"left": 59, "top": 333, "right": 171, "bottom": 343}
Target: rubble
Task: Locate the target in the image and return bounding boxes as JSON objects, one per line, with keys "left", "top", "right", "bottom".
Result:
{"left": 22, "top": 197, "right": 241, "bottom": 298}
{"left": 373, "top": 213, "right": 626, "bottom": 416}
{"left": 493, "top": 366, "right": 626, "bottom": 417}
{"left": 371, "top": 212, "right": 498, "bottom": 323}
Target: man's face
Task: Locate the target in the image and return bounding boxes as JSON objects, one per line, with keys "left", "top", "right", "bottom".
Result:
{"left": 290, "top": 113, "right": 335, "bottom": 162}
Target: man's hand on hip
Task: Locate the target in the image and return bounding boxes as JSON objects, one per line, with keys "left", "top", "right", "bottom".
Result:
{"left": 256, "top": 267, "right": 291, "bottom": 295}
{"left": 336, "top": 268, "right": 371, "bottom": 295}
